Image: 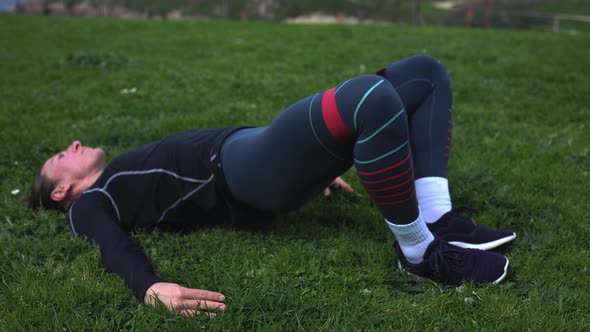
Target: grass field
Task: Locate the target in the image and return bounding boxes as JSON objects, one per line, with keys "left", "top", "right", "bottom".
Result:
{"left": 1, "top": 14, "right": 589, "bottom": 330}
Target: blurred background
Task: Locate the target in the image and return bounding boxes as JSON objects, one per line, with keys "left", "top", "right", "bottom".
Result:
{"left": 2, "top": 0, "right": 589, "bottom": 32}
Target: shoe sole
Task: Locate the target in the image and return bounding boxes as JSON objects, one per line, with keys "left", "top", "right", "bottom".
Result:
{"left": 449, "top": 232, "right": 517, "bottom": 251}
{"left": 397, "top": 257, "right": 510, "bottom": 285}
{"left": 493, "top": 257, "right": 510, "bottom": 285}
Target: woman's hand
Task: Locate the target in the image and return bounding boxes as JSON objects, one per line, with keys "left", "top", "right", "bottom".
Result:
{"left": 323, "top": 176, "right": 355, "bottom": 197}
{"left": 144, "top": 282, "right": 226, "bottom": 317}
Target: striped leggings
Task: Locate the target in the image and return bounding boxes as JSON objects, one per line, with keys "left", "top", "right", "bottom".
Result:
{"left": 220, "top": 55, "right": 452, "bottom": 224}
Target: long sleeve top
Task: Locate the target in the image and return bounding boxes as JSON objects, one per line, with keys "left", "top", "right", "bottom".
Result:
{"left": 67, "top": 127, "right": 245, "bottom": 299}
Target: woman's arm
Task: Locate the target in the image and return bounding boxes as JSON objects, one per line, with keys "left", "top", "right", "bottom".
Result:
{"left": 69, "top": 193, "right": 162, "bottom": 298}
{"left": 69, "top": 193, "right": 225, "bottom": 315}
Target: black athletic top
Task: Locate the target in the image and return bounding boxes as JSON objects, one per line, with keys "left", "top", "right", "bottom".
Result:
{"left": 67, "top": 127, "right": 250, "bottom": 300}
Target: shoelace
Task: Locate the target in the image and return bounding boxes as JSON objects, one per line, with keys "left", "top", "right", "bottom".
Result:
{"left": 429, "top": 243, "right": 467, "bottom": 281}
{"left": 455, "top": 206, "right": 478, "bottom": 217}
{"left": 453, "top": 206, "right": 479, "bottom": 226}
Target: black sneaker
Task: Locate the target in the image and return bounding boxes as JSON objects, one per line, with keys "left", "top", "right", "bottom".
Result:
{"left": 427, "top": 208, "right": 516, "bottom": 250}
{"left": 396, "top": 237, "right": 509, "bottom": 286}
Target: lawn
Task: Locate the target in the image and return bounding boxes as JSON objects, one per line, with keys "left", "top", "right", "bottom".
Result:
{"left": 0, "top": 14, "right": 589, "bottom": 330}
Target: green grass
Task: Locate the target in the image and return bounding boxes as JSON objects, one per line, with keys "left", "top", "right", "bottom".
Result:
{"left": 534, "top": 0, "right": 590, "bottom": 15}
{"left": 1, "top": 14, "right": 589, "bottom": 330}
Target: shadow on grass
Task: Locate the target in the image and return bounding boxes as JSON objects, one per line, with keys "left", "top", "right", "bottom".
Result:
{"left": 150, "top": 189, "right": 381, "bottom": 241}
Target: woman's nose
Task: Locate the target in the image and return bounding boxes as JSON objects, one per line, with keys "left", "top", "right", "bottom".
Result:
{"left": 69, "top": 140, "right": 81, "bottom": 152}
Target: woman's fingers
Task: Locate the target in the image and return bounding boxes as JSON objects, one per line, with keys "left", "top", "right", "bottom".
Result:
{"left": 181, "top": 288, "right": 225, "bottom": 303}
{"left": 178, "top": 299, "right": 226, "bottom": 312}
{"left": 324, "top": 177, "right": 355, "bottom": 198}
{"left": 333, "top": 177, "right": 354, "bottom": 193}
{"left": 176, "top": 287, "right": 226, "bottom": 311}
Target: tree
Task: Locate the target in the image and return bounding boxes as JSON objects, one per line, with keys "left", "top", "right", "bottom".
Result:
{"left": 413, "top": 0, "right": 423, "bottom": 24}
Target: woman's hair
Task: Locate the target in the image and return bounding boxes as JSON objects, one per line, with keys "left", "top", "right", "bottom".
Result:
{"left": 26, "top": 170, "right": 68, "bottom": 211}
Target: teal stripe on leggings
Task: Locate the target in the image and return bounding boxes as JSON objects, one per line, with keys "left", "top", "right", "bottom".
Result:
{"left": 335, "top": 79, "right": 351, "bottom": 95}
{"left": 355, "top": 140, "right": 409, "bottom": 164}
{"left": 357, "top": 109, "right": 405, "bottom": 144}
{"left": 353, "top": 79, "right": 384, "bottom": 130}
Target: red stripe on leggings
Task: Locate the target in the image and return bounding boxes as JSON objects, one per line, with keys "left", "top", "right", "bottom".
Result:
{"left": 360, "top": 165, "right": 412, "bottom": 185}
{"left": 321, "top": 88, "right": 350, "bottom": 140}
{"left": 367, "top": 175, "right": 414, "bottom": 193}
{"left": 374, "top": 183, "right": 415, "bottom": 199}
{"left": 356, "top": 151, "right": 411, "bottom": 176}
{"left": 375, "top": 191, "right": 416, "bottom": 205}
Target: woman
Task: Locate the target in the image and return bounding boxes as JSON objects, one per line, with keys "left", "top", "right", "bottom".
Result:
{"left": 28, "top": 55, "right": 516, "bottom": 316}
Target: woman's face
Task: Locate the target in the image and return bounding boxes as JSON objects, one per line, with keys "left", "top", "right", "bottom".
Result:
{"left": 41, "top": 140, "right": 106, "bottom": 184}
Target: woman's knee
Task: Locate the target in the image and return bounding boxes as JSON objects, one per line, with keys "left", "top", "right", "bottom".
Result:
{"left": 346, "top": 74, "right": 390, "bottom": 92}
{"left": 347, "top": 76, "right": 409, "bottom": 141}
{"left": 348, "top": 74, "right": 402, "bottom": 106}
{"left": 357, "top": 75, "right": 405, "bottom": 122}
{"left": 406, "top": 55, "right": 450, "bottom": 83}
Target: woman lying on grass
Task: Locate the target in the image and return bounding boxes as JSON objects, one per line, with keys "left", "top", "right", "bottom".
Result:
{"left": 28, "top": 55, "right": 516, "bottom": 316}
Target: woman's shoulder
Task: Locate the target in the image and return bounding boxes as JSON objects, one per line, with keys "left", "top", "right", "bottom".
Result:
{"left": 68, "top": 189, "right": 120, "bottom": 235}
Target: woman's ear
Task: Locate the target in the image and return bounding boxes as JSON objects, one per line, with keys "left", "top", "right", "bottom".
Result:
{"left": 50, "top": 183, "right": 72, "bottom": 203}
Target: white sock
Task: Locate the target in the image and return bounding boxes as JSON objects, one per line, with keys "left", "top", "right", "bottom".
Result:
{"left": 415, "top": 177, "right": 452, "bottom": 224}
{"left": 386, "top": 212, "right": 434, "bottom": 264}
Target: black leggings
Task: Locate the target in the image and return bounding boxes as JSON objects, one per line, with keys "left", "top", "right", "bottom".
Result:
{"left": 220, "top": 55, "right": 452, "bottom": 223}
